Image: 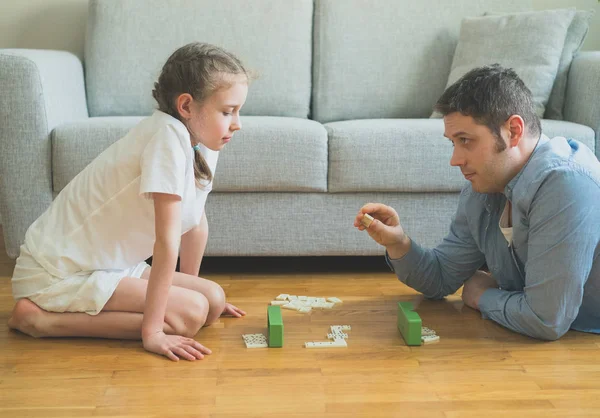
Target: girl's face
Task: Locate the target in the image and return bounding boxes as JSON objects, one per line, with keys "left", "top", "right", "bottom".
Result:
{"left": 180, "top": 74, "right": 249, "bottom": 151}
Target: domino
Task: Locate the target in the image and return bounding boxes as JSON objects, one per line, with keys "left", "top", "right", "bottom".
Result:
{"left": 421, "top": 327, "right": 437, "bottom": 336}
{"left": 331, "top": 325, "right": 351, "bottom": 331}
{"left": 242, "top": 333, "right": 268, "bottom": 348}
{"left": 305, "top": 339, "right": 347, "bottom": 348}
{"left": 271, "top": 294, "right": 343, "bottom": 314}
{"left": 327, "top": 332, "right": 348, "bottom": 340}
{"left": 421, "top": 334, "right": 440, "bottom": 345}
{"left": 397, "top": 301, "right": 422, "bottom": 346}
{"left": 361, "top": 213, "right": 374, "bottom": 228}
{"left": 312, "top": 301, "right": 335, "bottom": 309}
{"left": 267, "top": 305, "right": 284, "bottom": 348}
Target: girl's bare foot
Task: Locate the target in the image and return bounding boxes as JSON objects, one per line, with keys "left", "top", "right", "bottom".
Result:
{"left": 8, "top": 298, "right": 47, "bottom": 338}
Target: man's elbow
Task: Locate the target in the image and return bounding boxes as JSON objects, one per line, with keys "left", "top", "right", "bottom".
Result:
{"left": 529, "top": 320, "right": 571, "bottom": 341}
{"left": 400, "top": 276, "right": 450, "bottom": 300}
{"left": 420, "top": 284, "right": 453, "bottom": 300}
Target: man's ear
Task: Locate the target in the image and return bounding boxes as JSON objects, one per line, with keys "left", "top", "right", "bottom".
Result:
{"left": 506, "top": 115, "right": 525, "bottom": 147}
{"left": 176, "top": 93, "right": 194, "bottom": 120}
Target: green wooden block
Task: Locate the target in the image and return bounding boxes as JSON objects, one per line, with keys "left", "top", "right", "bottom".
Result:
{"left": 267, "top": 305, "right": 284, "bottom": 348}
{"left": 397, "top": 301, "right": 422, "bottom": 346}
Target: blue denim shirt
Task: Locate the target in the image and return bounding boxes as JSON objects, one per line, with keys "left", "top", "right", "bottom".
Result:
{"left": 387, "top": 135, "right": 600, "bottom": 340}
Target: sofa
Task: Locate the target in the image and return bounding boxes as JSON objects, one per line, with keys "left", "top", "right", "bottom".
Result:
{"left": 1, "top": 0, "right": 598, "bottom": 259}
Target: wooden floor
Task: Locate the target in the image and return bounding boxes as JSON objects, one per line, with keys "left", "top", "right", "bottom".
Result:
{"left": 2, "top": 227, "right": 600, "bottom": 417}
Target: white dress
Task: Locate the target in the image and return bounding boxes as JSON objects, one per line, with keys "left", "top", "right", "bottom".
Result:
{"left": 11, "top": 111, "right": 218, "bottom": 315}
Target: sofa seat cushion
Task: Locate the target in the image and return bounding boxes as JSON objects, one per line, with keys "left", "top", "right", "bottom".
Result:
{"left": 326, "top": 119, "right": 596, "bottom": 193}
{"left": 52, "top": 116, "right": 328, "bottom": 193}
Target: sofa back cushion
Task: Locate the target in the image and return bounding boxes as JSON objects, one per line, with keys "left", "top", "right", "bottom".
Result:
{"left": 52, "top": 117, "right": 328, "bottom": 194}
{"left": 85, "top": 0, "right": 313, "bottom": 118}
{"left": 312, "top": 0, "right": 531, "bottom": 123}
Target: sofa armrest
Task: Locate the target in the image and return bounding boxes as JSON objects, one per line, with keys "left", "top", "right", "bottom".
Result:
{"left": 0, "top": 49, "right": 88, "bottom": 258}
{"left": 564, "top": 51, "right": 600, "bottom": 159}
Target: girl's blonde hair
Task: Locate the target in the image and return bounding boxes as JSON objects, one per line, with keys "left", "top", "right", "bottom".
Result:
{"left": 152, "top": 42, "right": 248, "bottom": 187}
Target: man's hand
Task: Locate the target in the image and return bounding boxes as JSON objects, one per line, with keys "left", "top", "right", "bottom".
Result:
{"left": 354, "top": 203, "right": 411, "bottom": 259}
{"left": 462, "top": 271, "right": 499, "bottom": 310}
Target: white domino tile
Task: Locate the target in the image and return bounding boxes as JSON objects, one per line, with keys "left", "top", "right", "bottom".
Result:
{"left": 305, "top": 339, "right": 347, "bottom": 348}
{"left": 242, "top": 333, "right": 268, "bottom": 348}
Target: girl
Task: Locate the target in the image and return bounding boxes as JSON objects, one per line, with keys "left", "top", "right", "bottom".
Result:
{"left": 8, "top": 42, "right": 248, "bottom": 361}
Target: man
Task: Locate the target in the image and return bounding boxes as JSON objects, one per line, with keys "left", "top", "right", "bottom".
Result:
{"left": 355, "top": 64, "right": 600, "bottom": 340}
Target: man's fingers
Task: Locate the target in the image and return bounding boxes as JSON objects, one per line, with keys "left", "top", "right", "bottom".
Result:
{"left": 360, "top": 202, "right": 383, "bottom": 214}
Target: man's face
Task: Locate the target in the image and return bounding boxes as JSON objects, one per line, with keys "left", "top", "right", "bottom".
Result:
{"left": 443, "top": 112, "right": 513, "bottom": 194}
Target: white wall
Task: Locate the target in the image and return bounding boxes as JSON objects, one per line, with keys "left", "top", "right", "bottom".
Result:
{"left": 0, "top": 0, "right": 598, "bottom": 57}
{"left": 0, "top": 0, "right": 88, "bottom": 58}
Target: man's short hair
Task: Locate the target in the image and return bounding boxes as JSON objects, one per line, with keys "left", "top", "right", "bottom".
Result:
{"left": 434, "top": 64, "right": 542, "bottom": 150}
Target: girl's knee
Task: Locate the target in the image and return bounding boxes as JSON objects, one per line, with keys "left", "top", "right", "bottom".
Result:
{"left": 169, "top": 292, "right": 209, "bottom": 337}
{"left": 204, "top": 284, "right": 226, "bottom": 325}
{"left": 209, "top": 284, "right": 226, "bottom": 309}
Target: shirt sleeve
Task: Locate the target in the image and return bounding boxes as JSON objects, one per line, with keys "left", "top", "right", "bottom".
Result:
{"left": 139, "top": 124, "right": 187, "bottom": 200}
{"left": 478, "top": 170, "right": 600, "bottom": 340}
{"left": 386, "top": 186, "right": 486, "bottom": 299}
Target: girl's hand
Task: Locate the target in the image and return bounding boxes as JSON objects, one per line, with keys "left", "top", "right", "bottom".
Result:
{"left": 221, "top": 302, "right": 246, "bottom": 318}
{"left": 143, "top": 331, "right": 211, "bottom": 361}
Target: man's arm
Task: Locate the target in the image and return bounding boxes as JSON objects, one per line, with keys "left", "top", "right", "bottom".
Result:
{"left": 478, "top": 172, "right": 600, "bottom": 340}
{"left": 179, "top": 211, "right": 208, "bottom": 276}
{"left": 386, "top": 187, "right": 486, "bottom": 299}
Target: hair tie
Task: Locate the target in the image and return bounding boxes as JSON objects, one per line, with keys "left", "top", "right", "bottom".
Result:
{"left": 192, "top": 144, "right": 201, "bottom": 152}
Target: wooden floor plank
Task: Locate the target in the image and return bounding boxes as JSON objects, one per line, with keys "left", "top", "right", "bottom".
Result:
{"left": 2, "top": 225, "right": 600, "bottom": 417}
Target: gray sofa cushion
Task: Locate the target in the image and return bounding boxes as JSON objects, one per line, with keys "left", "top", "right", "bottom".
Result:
{"left": 546, "top": 10, "right": 594, "bottom": 120}
{"left": 85, "top": 0, "right": 313, "bottom": 118}
{"left": 444, "top": 9, "right": 576, "bottom": 118}
{"left": 327, "top": 119, "right": 461, "bottom": 192}
{"left": 312, "top": 0, "right": 530, "bottom": 123}
{"left": 485, "top": 10, "right": 594, "bottom": 121}
{"left": 326, "top": 119, "right": 596, "bottom": 193}
{"left": 213, "top": 117, "right": 328, "bottom": 192}
{"left": 205, "top": 192, "right": 459, "bottom": 255}
{"left": 540, "top": 119, "right": 596, "bottom": 151}
{"left": 52, "top": 117, "right": 328, "bottom": 193}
